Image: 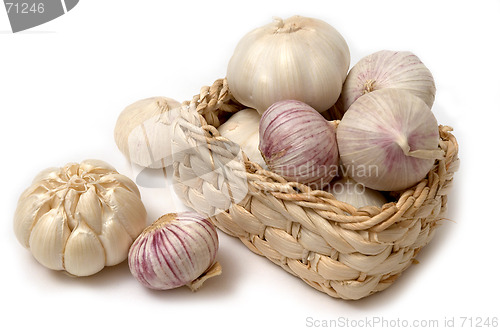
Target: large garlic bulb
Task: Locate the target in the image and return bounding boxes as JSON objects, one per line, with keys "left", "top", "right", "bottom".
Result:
{"left": 217, "top": 108, "right": 266, "bottom": 168}
{"left": 114, "top": 97, "right": 181, "bottom": 168}
{"left": 227, "top": 15, "right": 350, "bottom": 114}
{"left": 339, "top": 50, "right": 436, "bottom": 113}
{"left": 14, "top": 159, "right": 147, "bottom": 276}
{"left": 337, "top": 89, "right": 443, "bottom": 192}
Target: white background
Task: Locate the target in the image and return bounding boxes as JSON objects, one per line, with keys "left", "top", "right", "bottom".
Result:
{"left": 1, "top": 0, "right": 499, "bottom": 330}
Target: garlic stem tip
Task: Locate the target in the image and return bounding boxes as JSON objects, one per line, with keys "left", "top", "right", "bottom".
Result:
{"left": 396, "top": 135, "right": 411, "bottom": 155}
{"left": 187, "top": 261, "right": 222, "bottom": 292}
{"left": 272, "top": 16, "right": 284, "bottom": 28}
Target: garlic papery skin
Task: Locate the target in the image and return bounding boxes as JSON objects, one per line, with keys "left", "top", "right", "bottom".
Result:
{"left": 337, "top": 89, "right": 443, "bottom": 192}
{"left": 128, "top": 212, "right": 221, "bottom": 291}
{"left": 114, "top": 97, "right": 181, "bottom": 169}
{"left": 339, "top": 50, "right": 436, "bottom": 114}
{"left": 227, "top": 15, "right": 350, "bottom": 114}
{"left": 14, "top": 159, "right": 147, "bottom": 276}
{"left": 217, "top": 108, "right": 267, "bottom": 168}
{"left": 259, "top": 100, "right": 339, "bottom": 189}
{"left": 325, "top": 177, "right": 387, "bottom": 209}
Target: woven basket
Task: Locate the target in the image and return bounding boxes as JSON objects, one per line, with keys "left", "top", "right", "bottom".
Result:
{"left": 171, "top": 78, "right": 460, "bottom": 300}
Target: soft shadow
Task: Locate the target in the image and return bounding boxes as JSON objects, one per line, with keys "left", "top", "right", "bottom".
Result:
{"left": 141, "top": 246, "right": 240, "bottom": 302}
{"left": 45, "top": 235, "right": 241, "bottom": 295}
{"left": 49, "top": 260, "right": 133, "bottom": 287}
{"left": 135, "top": 167, "right": 168, "bottom": 189}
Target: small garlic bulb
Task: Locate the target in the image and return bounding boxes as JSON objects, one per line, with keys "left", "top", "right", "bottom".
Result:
{"left": 339, "top": 50, "right": 436, "bottom": 113}
{"left": 259, "top": 100, "right": 339, "bottom": 189}
{"left": 114, "top": 97, "right": 181, "bottom": 168}
{"left": 217, "top": 108, "right": 266, "bottom": 168}
{"left": 128, "top": 212, "right": 221, "bottom": 291}
{"left": 14, "top": 159, "right": 147, "bottom": 276}
{"left": 227, "top": 15, "right": 350, "bottom": 114}
{"left": 325, "top": 177, "right": 387, "bottom": 209}
{"left": 337, "top": 89, "right": 443, "bottom": 191}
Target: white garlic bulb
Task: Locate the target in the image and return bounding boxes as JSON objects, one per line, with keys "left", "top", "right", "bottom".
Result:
{"left": 325, "top": 177, "right": 387, "bottom": 209}
{"left": 227, "top": 15, "right": 350, "bottom": 114}
{"left": 114, "top": 97, "right": 181, "bottom": 168}
{"left": 337, "top": 89, "right": 443, "bottom": 191}
{"left": 217, "top": 108, "right": 266, "bottom": 168}
{"left": 14, "top": 159, "right": 147, "bottom": 276}
{"left": 128, "top": 212, "right": 221, "bottom": 291}
{"left": 339, "top": 50, "right": 436, "bottom": 113}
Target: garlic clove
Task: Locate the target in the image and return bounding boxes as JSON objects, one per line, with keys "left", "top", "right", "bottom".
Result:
{"left": 28, "top": 207, "right": 71, "bottom": 271}
{"left": 339, "top": 50, "right": 436, "bottom": 114}
{"left": 218, "top": 108, "right": 267, "bottom": 168}
{"left": 63, "top": 188, "right": 79, "bottom": 218}
{"left": 32, "top": 167, "right": 60, "bottom": 184}
{"left": 114, "top": 97, "right": 181, "bottom": 168}
{"left": 99, "top": 173, "right": 141, "bottom": 197}
{"left": 79, "top": 159, "right": 117, "bottom": 174}
{"left": 98, "top": 215, "right": 133, "bottom": 266}
{"left": 101, "top": 187, "right": 147, "bottom": 239}
{"left": 75, "top": 185, "right": 102, "bottom": 234}
{"left": 63, "top": 163, "right": 80, "bottom": 178}
{"left": 13, "top": 191, "right": 52, "bottom": 247}
{"left": 64, "top": 218, "right": 106, "bottom": 276}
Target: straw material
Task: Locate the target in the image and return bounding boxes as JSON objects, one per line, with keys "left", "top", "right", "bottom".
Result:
{"left": 171, "top": 78, "right": 460, "bottom": 300}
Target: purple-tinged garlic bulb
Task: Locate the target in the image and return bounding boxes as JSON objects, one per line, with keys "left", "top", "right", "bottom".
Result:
{"left": 128, "top": 212, "right": 221, "bottom": 291}
{"left": 259, "top": 100, "right": 339, "bottom": 189}
{"left": 337, "top": 89, "right": 443, "bottom": 191}
{"left": 339, "top": 50, "right": 436, "bottom": 114}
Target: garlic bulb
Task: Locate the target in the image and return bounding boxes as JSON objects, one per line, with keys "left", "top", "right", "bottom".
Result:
{"left": 339, "top": 50, "right": 436, "bottom": 114}
{"left": 227, "top": 15, "right": 350, "bottom": 114}
{"left": 218, "top": 108, "right": 266, "bottom": 168}
{"left": 128, "top": 212, "right": 221, "bottom": 291}
{"left": 326, "top": 177, "right": 387, "bottom": 209}
{"left": 114, "top": 97, "right": 181, "bottom": 168}
{"left": 259, "top": 100, "right": 339, "bottom": 189}
{"left": 14, "top": 159, "right": 147, "bottom": 276}
{"left": 337, "top": 89, "right": 443, "bottom": 191}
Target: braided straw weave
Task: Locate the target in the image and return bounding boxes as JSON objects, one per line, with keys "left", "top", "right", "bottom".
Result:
{"left": 171, "top": 78, "right": 460, "bottom": 300}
